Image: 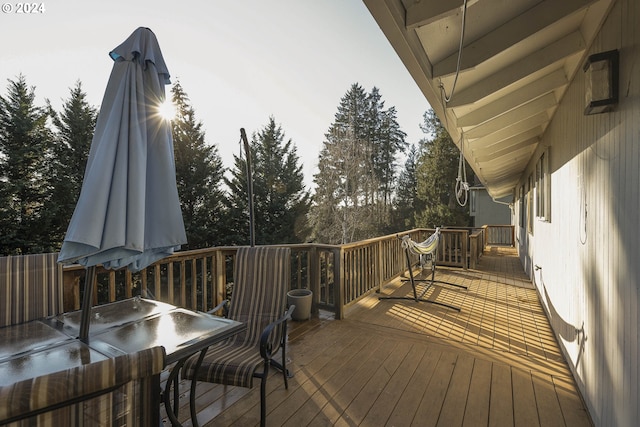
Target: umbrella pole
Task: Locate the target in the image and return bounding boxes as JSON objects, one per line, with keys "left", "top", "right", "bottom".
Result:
{"left": 240, "top": 128, "right": 255, "bottom": 247}
{"left": 79, "top": 265, "right": 96, "bottom": 342}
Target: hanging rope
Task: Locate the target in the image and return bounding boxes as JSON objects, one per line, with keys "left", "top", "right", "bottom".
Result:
{"left": 439, "top": 0, "right": 469, "bottom": 104}
{"left": 455, "top": 134, "right": 469, "bottom": 207}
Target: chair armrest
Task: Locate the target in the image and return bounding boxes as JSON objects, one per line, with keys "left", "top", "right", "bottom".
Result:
{"left": 259, "top": 305, "right": 295, "bottom": 360}
{"left": 207, "top": 299, "right": 229, "bottom": 316}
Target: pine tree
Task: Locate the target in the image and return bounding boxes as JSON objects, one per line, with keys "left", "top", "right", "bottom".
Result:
{"left": 225, "top": 117, "right": 311, "bottom": 245}
{"left": 394, "top": 143, "right": 419, "bottom": 229}
{"left": 313, "top": 84, "right": 371, "bottom": 244}
{"left": 46, "top": 81, "right": 97, "bottom": 248}
{"left": 0, "top": 75, "right": 53, "bottom": 254}
{"left": 414, "top": 109, "right": 471, "bottom": 228}
{"left": 311, "top": 83, "right": 407, "bottom": 243}
{"left": 170, "top": 81, "right": 227, "bottom": 250}
{"left": 367, "top": 87, "right": 407, "bottom": 210}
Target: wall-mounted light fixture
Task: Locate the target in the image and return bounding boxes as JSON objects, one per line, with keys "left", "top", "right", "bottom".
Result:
{"left": 583, "top": 49, "right": 619, "bottom": 115}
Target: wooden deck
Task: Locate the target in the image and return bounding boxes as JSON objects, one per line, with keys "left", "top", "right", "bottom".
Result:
{"left": 162, "top": 246, "right": 592, "bottom": 426}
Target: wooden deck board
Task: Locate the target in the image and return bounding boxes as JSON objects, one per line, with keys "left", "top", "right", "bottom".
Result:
{"left": 413, "top": 351, "right": 458, "bottom": 427}
{"left": 462, "top": 358, "right": 492, "bottom": 427}
{"left": 531, "top": 372, "right": 565, "bottom": 427}
{"left": 361, "top": 343, "right": 425, "bottom": 425}
{"left": 489, "top": 363, "right": 514, "bottom": 427}
{"left": 512, "top": 368, "right": 540, "bottom": 427}
{"left": 338, "top": 340, "right": 413, "bottom": 425}
{"left": 436, "top": 354, "right": 474, "bottom": 427}
{"left": 385, "top": 347, "right": 442, "bottom": 427}
{"left": 160, "top": 247, "right": 592, "bottom": 427}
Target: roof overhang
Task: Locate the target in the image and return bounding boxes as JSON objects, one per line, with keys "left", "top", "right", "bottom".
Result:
{"left": 363, "top": 0, "right": 616, "bottom": 198}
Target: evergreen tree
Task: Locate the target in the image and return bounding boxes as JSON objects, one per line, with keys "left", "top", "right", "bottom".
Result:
{"left": 394, "top": 143, "right": 419, "bottom": 229}
{"left": 225, "top": 117, "right": 311, "bottom": 245}
{"left": 414, "top": 110, "right": 471, "bottom": 228}
{"left": 311, "top": 83, "right": 407, "bottom": 243}
{"left": 46, "top": 81, "right": 97, "bottom": 248}
{"left": 313, "top": 84, "right": 371, "bottom": 244}
{"left": 0, "top": 75, "right": 53, "bottom": 254}
{"left": 366, "top": 87, "right": 407, "bottom": 210}
{"left": 170, "top": 81, "right": 227, "bottom": 250}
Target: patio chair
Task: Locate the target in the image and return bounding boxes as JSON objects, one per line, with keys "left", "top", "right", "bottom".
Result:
{"left": 0, "top": 253, "right": 64, "bottom": 327}
{"left": 379, "top": 229, "right": 467, "bottom": 311}
{"left": 181, "top": 246, "right": 294, "bottom": 427}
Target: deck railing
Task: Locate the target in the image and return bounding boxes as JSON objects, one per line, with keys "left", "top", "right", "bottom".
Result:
{"left": 483, "top": 224, "right": 515, "bottom": 246}
{"left": 61, "top": 225, "right": 514, "bottom": 319}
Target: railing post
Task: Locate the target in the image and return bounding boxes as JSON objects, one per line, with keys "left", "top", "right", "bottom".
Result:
{"left": 180, "top": 260, "right": 187, "bottom": 308}
{"left": 462, "top": 230, "right": 468, "bottom": 270}
{"left": 482, "top": 225, "right": 488, "bottom": 252}
{"left": 214, "top": 250, "right": 226, "bottom": 309}
{"left": 201, "top": 256, "right": 208, "bottom": 312}
{"left": 377, "top": 239, "right": 384, "bottom": 293}
{"left": 153, "top": 264, "right": 161, "bottom": 301}
{"left": 309, "top": 246, "right": 319, "bottom": 315}
{"left": 190, "top": 259, "right": 197, "bottom": 311}
{"left": 333, "top": 247, "right": 344, "bottom": 320}
{"left": 469, "top": 235, "right": 477, "bottom": 269}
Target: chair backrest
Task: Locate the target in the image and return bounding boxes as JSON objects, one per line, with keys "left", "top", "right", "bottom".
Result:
{"left": 228, "top": 246, "right": 291, "bottom": 348}
{"left": 0, "top": 253, "right": 64, "bottom": 327}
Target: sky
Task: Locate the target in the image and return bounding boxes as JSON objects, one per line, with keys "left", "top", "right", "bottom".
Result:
{"left": 0, "top": 0, "right": 431, "bottom": 189}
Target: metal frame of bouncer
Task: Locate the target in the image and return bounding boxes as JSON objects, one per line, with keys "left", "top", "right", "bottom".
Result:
{"left": 379, "top": 228, "right": 467, "bottom": 311}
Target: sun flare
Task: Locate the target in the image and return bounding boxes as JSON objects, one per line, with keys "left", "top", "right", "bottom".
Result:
{"left": 157, "top": 99, "right": 176, "bottom": 121}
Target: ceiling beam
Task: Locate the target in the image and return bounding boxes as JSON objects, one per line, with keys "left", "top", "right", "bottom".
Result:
{"left": 465, "top": 93, "right": 558, "bottom": 139}
{"left": 463, "top": 93, "right": 557, "bottom": 139}
{"left": 469, "top": 111, "right": 548, "bottom": 147}
{"left": 474, "top": 137, "right": 538, "bottom": 163}
{"left": 446, "top": 30, "right": 585, "bottom": 108}
{"left": 482, "top": 170, "right": 522, "bottom": 186}
{"left": 456, "top": 69, "right": 567, "bottom": 127}
{"left": 480, "top": 154, "right": 532, "bottom": 171}
{"left": 485, "top": 168, "right": 522, "bottom": 188}
{"left": 472, "top": 127, "right": 541, "bottom": 155}
{"left": 433, "top": 0, "right": 597, "bottom": 77}
{"left": 478, "top": 146, "right": 535, "bottom": 169}
{"left": 405, "top": 0, "right": 480, "bottom": 29}
{"left": 486, "top": 180, "right": 520, "bottom": 198}
{"left": 487, "top": 171, "right": 522, "bottom": 187}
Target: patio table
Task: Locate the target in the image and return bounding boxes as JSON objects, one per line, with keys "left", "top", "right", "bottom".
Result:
{"left": 0, "top": 321, "right": 106, "bottom": 387}
{"left": 1, "top": 297, "right": 244, "bottom": 426}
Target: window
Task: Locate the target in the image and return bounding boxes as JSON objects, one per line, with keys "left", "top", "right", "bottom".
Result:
{"left": 527, "top": 174, "right": 534, "bottom": 234}
{"left": 535, "top": 148, "right": 551, "bottom": 221}
{"left": 470, "top": 190, "right": 477, "bottom": 216}
{"left": 519, "top": 185, "right": 525, "bottom": 229}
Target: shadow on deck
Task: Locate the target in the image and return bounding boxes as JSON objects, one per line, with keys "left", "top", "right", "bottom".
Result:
{"left": 163, "top": 246, "right": 592, "bottom": 426}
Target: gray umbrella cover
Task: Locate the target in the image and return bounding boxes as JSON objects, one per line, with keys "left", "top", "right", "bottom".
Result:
{"left": 58, "top": 27, "right": 187, "bottom": 272}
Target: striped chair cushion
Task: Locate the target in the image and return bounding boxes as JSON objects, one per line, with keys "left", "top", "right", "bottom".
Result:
{"left": 182, "top": 246, "right": 291, "bottom": 388}
{"left": 0, "top": 346, "right": 165, "bottom": 426}
{"left": 0, "top": 253, "right": 64, "bottom": 327}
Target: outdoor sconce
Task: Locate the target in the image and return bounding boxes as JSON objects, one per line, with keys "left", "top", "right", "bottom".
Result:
{"left": 583, "top": 49, "right": 619, "bottom": 115}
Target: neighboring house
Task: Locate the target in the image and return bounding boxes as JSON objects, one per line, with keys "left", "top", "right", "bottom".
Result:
{"left": 469, "top": 185, "right": 511, "bottom": 227}
{"left": 364, "top": 0, "right": 638, "bottom": 425}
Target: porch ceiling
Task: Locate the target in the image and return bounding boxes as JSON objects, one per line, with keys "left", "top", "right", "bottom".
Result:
{"left": 363, "top": 0, "right": 616, "bottom": 199}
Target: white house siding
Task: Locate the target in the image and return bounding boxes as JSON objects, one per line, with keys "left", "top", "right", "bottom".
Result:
{"left": 515, "top": 1, "right": 639, "bottom": 425}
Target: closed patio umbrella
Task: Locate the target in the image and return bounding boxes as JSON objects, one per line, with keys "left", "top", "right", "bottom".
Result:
{"left": 58, "top": 27, "right": 186, "bottom": 340}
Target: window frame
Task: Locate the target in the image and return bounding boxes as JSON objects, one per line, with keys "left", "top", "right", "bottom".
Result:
{"left": 535, "top": 148, "right": 551, "bottom": 221}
